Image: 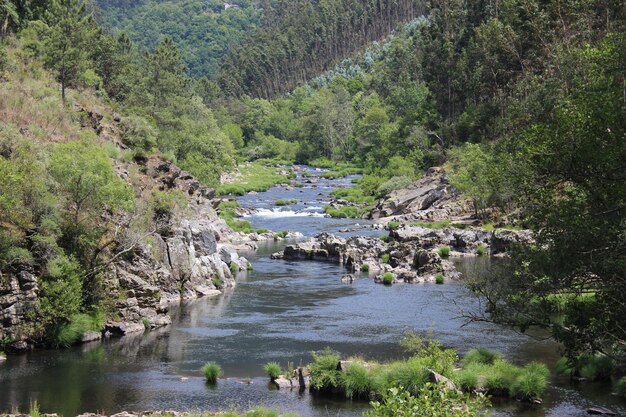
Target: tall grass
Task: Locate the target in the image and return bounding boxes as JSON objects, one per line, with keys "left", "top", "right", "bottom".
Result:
{"left": 462, "top": 348, "right": 503, "bottom": 366}
{"left": 201, "top": 362, "right": 222, "bottom": 383}
{"left": 343, "top": 362, "right": 372, "bottom": 399}
{"left": 382, "top": 272, "right": 394, "bottom": 285}
{"left": 437, "top": 246, "right": 450, "bottom": 257}
{"left": 263, "top": 362, "right": 282, "bottom": 380}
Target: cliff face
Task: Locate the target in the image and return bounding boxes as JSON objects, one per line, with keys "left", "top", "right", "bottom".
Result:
{"left": 0, "top": 113, "right": 249, "bottom": 350}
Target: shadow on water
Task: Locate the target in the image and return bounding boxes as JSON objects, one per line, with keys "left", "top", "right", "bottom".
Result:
{"left": 1, "top": 168, "right": 624, "bottom": 417}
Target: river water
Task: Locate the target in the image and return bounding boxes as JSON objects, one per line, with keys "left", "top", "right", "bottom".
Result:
{"left": 0, "top": 167, "right": 623, "bottom": 417}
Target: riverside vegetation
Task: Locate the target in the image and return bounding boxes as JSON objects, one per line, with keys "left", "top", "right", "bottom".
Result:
{"left": 0, "top": 0, "right": 624, "bottom": 413}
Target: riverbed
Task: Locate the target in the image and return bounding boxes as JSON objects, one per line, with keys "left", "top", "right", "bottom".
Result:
{"left": 0, "top": 167, "right": 623, "bottom": 417}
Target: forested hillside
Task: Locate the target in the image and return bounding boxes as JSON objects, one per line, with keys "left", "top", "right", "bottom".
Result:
{"left": 216, "top": 0, "right": 425, "bottom": 97}
{"left": 95, "top": 0, "right": 262, "bottom": 76}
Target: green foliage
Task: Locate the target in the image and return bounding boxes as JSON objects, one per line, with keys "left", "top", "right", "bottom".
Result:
{"left": 29, "top": 400, "right": 40, "bottom": 417}
{"left": 324, "top": 205, "right": 368, "bottom": 219}
{"left": 216, "top": 163, "right": 290, "bottom": 196}
{"left": 456, "top": 353, "right": 549, "bottom": 401}
{"left": 274, "top": 199, "right": 297, "bottom": 206}
{"left": 381, "top": 254, "right": 390, "bottom": 264}
{"left": 556, "top": 354, "right": 614, "bottom": 381}
{"left": 330, "top": 187, "right": 376, "bottom": 205}
{"left": 360, "top": 263, "right": 370, "bottom": 273}
{"left": 366, "top": 384, "right": 491, "bottom": 417}
{"left": 39, "top": 255, "right": 84, "bottom": 326}
{"left": 201, "top": 361, "right": 222, "bottom": 383}
{"left": 273, "top": 230, "right": 289, "bottom": 239}
{"left": 212, "top": 277, "right": 223, "bottom": 289}
{"left": 435, "top": 273, "right": 444, "bottom": 285}
{"left": 343, "top": 362, "right": 372, "bottom": 399}
{"left": 23, "top": 0, "right": 100, "bottom": 101}
{"left": 462, "top": 348, "right": 503, "bottom": 367}
{"left": 119, "top": 115, "right": 157, "bottom": 151}
{"left": 509, "top": 363, "right": 550, "bottom": 401}
{"left": 438, "top": 246, "right": 450, "bottom": 257}
{"left": 150, "top": 190, "right": 187, "bottom": 223}
{"left": 50, "top": 312, "right": 104, "bottom": 348}
{"left": 382, "top": 272, "right": 394, "bottom": 286}
{"left": 263, "top": 362, "right": 282, "bottom": 380}
{"left": 387, "top": 221, "right": 400, "bottom": 230}
{"left": 476, "top": 244, "right": 487, "bottom": 256}
{"left": 309, "top": 348, "right": 342, "bottom": 391}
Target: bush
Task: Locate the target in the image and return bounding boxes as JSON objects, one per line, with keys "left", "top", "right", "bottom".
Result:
{"left": 361, "top": 263, "right": 370, "bottom": 273}
{"left": 462, "top": 348, "right": 503, "bottom": 366}
{"left": 438, "top": 246, "right": 451, "bottom": 257}
{"left": 557, "top": 354, "right": 614, "bottom": 381}
{"left": 263, "top": 362, "right": 282, "bottom": 380}
{"left": 476, "top": 244, "right": 487, "bottom": 256}
{"left": 382, "top": 272, "right": 394, "bottom": 285}
{"left": 510, "top": 362, "right": 549, "bottom": 400}
{"left": 435, "top": 273, "right": 444, "bottom": 284}
{"left": 212, "top": 277, "right": 223, "bottom": 288}
{"left": 310, "top": 348, "right": 342, "bottom": 391}
{"left": 381, "top": 253, "right": 390, "bottom": 264}
{"left": 376, "top": 175, "right": 414, "bottom": 197}
{"left": 217, "top": 184, "right": 247, "bottom": 196}
{"left": 119, "top": 115, "right": 157, "bottom": 151}
{"left": 484, "top": 360, "right": 521, "bottom": 394}
{"left": 201, "top": 362, "right": 222, "bottom": 383}
{"left": 456, "top": 363, "right": 488, "bottom": 392}
{"left": 366, "top": 384, "right": 491, "bottom": 417}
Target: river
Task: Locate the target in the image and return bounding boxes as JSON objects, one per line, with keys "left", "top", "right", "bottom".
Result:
{"left": 0, "top": 166, "right": 623, "bottom": 417}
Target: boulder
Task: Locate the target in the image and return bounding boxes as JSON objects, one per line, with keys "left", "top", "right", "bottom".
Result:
{"left": 427, "top": 369, "right": 457, "bottom": 392}
{"left": 272, "top": 376, "right": 292, "bottom": 389}
{"left": 341, "top": 274, "right": 356, "bottom": 284}
{"left": 587, "top": 407, "right": 617, "bottom": 416}
{"left": 106, "top": 322, "right": 146, "bottom": 335}
{"left": 81, "top": 331, "right": 102, "bottom": 343}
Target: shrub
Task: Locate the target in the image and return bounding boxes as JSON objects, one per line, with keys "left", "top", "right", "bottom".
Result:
{"left": 376, "top": 175, "right": 414, "bottom": 197}
{"left": 324, "top": 205, "right": 363, "bottom": 218}
{"left": 343, "top": 362, "right": 372, "bottom": 399}
{"left": 438, "top": 246, "right": 451, "bottom": 257}
{"left": 380, "top": 234, "right": 389, "bottom": 242}
{"left": 579, "top": 355, "right": 613, "bottom": 381}
{"left": 510, "top": 362, "right": 549, "bottom": 400}
{"left": 255, "top": 228, "right": 269, "bottom": 234}
{"left": 382, "top": 272, "right": 394, "bottom": 285}
{"left": 230, "top": 262, "right": 239, "bottom": 274}
{"left": 484, "top": 360, "right": 521, "bottom": 394}
{"left": 366, "top": 384, "right": 491, "bottom": 417}
{"left": 476, "top": 244, "right": 487, "bottom": 256}
{"left": 263, "top": 362, "right": 282, "bottom": 380}
{"left": 201, "top": 362, "right": 222, "bottom": 383}
{"left": 310, "top": 348, "right": 342, "bottom": 391}
{"left": 462, "top": 348, "right": 503, "bottom": 366}
{"left": 142, "top": 318, "right": 151, "bottom": 330}
{"left": 119, "top": 115, "right": 157, "bottom": 151}
{"left": 435, "top": 273, "right": 444, "bottom": 284}
{"left": 217, "top": 184, "right": 247, "bottom": 196}
{"left": 361, "top": 263, "right": 370, "bottom": 273}
{"left": 381, "top": 253, "right": 390, "bottom": 264}
{"left": 456, "top": 363, "right": 488, "bottom": 392}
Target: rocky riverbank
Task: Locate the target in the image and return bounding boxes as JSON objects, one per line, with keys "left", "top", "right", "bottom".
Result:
{"left": 0, "top": 149, "right": 251, "bottom": 351}
{"left": 272, "top": 225, "right": 532, "bottom": 284}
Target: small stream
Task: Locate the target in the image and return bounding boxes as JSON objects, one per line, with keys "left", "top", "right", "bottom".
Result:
{"left": 0, "top": 166, "right": 623, "bottom": 417}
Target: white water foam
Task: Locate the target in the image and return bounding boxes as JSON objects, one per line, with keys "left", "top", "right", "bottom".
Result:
{"left": 244, "top": 208, "right": 326, "bottom": 218}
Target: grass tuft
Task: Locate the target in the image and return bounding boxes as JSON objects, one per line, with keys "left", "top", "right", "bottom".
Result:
{"left": 435, "top": 273, "right": 444, "bottom": 284}
{"left": 201, "top": 361, "right": 222, "bottom": 383}
{"left": 382, "top": 272, "right": 394, "bottom": 285}
{"left": 360, "top": 263, "right": 369, "bottom": 273}
{"left": 263, "top": 362, "right": 282, "bottom": 380}
{"left": 437, "top": 246, "right": 451, "bottom": 257}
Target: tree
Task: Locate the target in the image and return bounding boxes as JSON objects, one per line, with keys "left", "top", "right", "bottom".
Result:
{"left": 470, "top": 35, "right": 626, "bottom": 364}
{"left": 25, "top": 0, "right": 98, "bottom": 102}
{"left": 0, "top": 0, "right": 19, "bottom": 36}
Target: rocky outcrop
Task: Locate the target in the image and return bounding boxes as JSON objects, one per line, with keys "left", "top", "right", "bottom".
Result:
{"left": 370, "top": 168, "right": 472, "bottom": 221}
{"left": 274, "top": 225, "right": 531, "bottom": 285}
{"left": 0, "top": 157, "right": 250, "bottom": 348}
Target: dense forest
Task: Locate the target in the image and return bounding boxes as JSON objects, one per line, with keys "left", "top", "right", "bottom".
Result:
{"left": 0, "top": 0, "right": 624, "bottom": 378}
